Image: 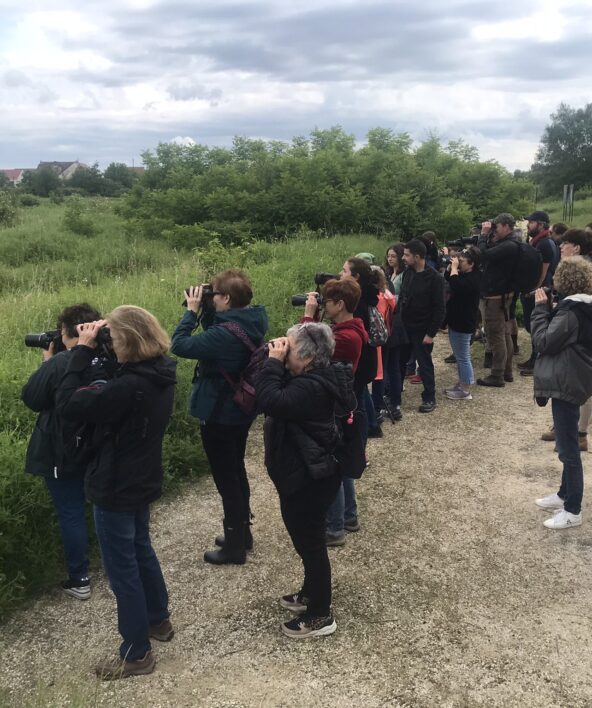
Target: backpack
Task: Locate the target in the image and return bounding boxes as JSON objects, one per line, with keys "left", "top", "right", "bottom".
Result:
{"left": 367, "top": 305, "right": 388, "bottom": 347}
{"left": 219, "top": 322, "right": 268, "bottom": 415}
{"left": 510, "top": 242, "right": 542, "bottom": 294}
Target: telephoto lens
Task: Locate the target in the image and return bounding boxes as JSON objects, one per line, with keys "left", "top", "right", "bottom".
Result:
{"left": 290, "top": 293, "right": 323, "bottom": 307}
{"left": 24, "top": 330, "right": 61, "bottom": 350}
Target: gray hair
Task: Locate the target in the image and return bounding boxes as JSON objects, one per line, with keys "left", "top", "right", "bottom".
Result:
{"left": 286, "top": 322, "right": 335, "bottom": 368}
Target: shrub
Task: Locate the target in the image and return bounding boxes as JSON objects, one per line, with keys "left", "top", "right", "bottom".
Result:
{"left": 63, "top": 199, "right": 98, "bottom": 237}
{"left": 0, "top": 192, "right": 18, "bottom": 227}
{"left": 19, "top": 194, "right": 41, "bottom": 207}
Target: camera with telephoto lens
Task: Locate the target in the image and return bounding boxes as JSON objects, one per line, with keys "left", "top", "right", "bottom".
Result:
{"left": 447, "top": 234, "right": 480, "bottom": 249}
{"left": 314, "top": 272, "right": 338, "bottom": 287}
{"left": 291, "top": 292, "right": 324, "bottom": 307}
{"left": 24, "top": 329, "right": 65, "bottom": 352}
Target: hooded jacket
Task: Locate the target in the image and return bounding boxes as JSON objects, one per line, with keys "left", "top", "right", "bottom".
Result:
{"left": 301, "top": 316, "right": 367, "bottom": 373}
{"left": 55, "top": 346, "right": 177, "bottom": 512}
{"left": 171, "top": 305, "right": 268, "bottom": 424}
{"left": 532, "top": 294, "right": 592, "bottom": 405}
{"left": 257, "top": 358, "right": 356, "bottom": 496}
{"left": 22, "top": 350, "right": 85, "bottom": 480}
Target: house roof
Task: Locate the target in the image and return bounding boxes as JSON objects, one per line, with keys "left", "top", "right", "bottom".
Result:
{"left": 37, "top": 161, "right": 78, "bottom": 171}
{"left": 1, "top": 168, "right": 27, "bottom": 180}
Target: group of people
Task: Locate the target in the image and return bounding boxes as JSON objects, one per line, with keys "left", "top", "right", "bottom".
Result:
{"left": 21, "top": 215, "right": 592, "bottom": 678}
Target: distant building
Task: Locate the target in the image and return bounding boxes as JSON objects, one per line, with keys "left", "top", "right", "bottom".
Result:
{"left": 1, "top": 168, "right": 28, "bottom": 186}
{"left": 129, "top": 166, "right": 145, "bottom": 175}
{"left": 36, "top": 161, "right": 88, "bottom": 179}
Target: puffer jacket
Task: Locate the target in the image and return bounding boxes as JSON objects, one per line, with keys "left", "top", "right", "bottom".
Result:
{"left": 532, "top": 294, "right": 592, "bottom": 405}
{"left": 257, "top": 358, "right": 356, "bottom": 496}
{"left": 171, "top": 305, "right": 268, "bottom": 424}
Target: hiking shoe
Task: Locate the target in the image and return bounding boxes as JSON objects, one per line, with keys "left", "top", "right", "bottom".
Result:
{"left": 281, "top": 614, "right": 337, "bottom": 639}
{"left": 541, "top": 427, "right": 556, "bottom": 442}
{"left": 280, "top": 592, "right": 308, "bottom": 614}
{"left": 149, "top": 618, "right": 174, "bottom": 642}
{"left": 418, "top": 401, "right": 436, "bottom": 413}
{"left": 476, "top": 376, "right": 504, "bottom": 388}
{"left": 367, "top": 426, "right": 383, "bottom": 439}
{"left": 483, "top": 352, "right": 493, "bottom": 368}
{"left": 445, "top": 388, "right": 472, "bottom": 400}
{"left": 517, "top": 358, "right": 535, "bottom": 370}
{"left": 409, "top": 374, "right": 423, "bottom": 385}
{"left": 95, "top": 651, "right": 155, "bottom": 680}
{"left": 344, "top": 517, "right": 360, "bottom": 532}
{"left": 535, "top": 493, "right": 564, "bottom": 510}
{"left": 504, "top": 373, "right": 514, "bottom": 383}
{"left": 520, "top": 368, "right": 534, "bottom": 377}
{"left": 404, "top": 371, "right": 416, "bottom": 380}
{"left": 62, "top": 576, "right": 91, "bottom": 601}
{"left": 444, "top": 354, "right": 457, "bottom": 364}
{"left": 326, "top": 532, "right": 346, "bottom": 547}
{"left": 543, "top": 510, "right": 582, "bottom": 530}
{"left": 444, "top": 383, "right": 462, "bottom": 394}
{"left": 579, "top": 434, "right": 588, "bottom": 452}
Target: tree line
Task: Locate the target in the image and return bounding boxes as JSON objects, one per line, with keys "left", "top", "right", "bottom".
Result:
{"left": 119, "top": 128, "right": 533, "bottom": 247}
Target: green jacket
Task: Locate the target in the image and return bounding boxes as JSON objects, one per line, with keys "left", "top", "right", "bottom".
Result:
{"left": 171, "top": 306, "right": 268, "bottom": 424}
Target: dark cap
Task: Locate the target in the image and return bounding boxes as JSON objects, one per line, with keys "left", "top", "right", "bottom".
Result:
{"left": 494, "top": 213, "right": 516, "bottom": 227}
{"left": 525, "top": 210, "right": 550, "bottom": 224}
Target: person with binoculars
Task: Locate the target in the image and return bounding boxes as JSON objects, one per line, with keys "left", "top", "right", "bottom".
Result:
{"left": 171, "top": 269, "right": 268, "bottom": 565}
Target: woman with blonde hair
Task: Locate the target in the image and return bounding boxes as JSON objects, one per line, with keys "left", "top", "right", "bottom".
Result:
{"left": 57, "top": 305, "right": 177, "bottom": 679}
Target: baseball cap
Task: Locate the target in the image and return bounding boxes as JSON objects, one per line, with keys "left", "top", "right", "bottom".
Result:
{"left": 493, "top": 213, "right": 516, "bottom": 227}
{"left": 355, "top": 252, "right": 376, "bottom": 264}
{"left": 525, "top": 210, "right": 550, "bottom": 224}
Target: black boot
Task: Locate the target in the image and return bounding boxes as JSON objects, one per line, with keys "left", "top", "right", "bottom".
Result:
{"left": 215, "top": 522, "right": 253, "bottom": 551}
{"left": 204, "top": 521, "right": 246, "bottom": 565}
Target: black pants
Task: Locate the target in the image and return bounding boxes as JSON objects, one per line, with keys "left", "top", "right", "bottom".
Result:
{"left": 279, "top": 474, "right": 341, "bottom": 617}
{"left": 200, "top": 422, "right": 252, "bottom": 526}
{"left": 400, "top": 329, "right": 436, "bottom": 402}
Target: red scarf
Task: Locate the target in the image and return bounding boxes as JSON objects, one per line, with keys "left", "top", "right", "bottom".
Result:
{"left": 530, "top": 228, "right": 551, "bottom": 248}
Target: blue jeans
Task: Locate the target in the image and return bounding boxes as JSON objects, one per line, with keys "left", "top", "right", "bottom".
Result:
{"left": 552, "top": 398, "right": 584, "bottom": 514}
{"left": 94, "top": 506, "right": 169, "bottom": 660}
{"left": 326, "top": 477, "right": 358, "bottom": 534}
{"left": 448, "top": 329, "right": 475, "bottom": 385}
{"left": 45, "top": 476, "right": 89, "bottom": 581}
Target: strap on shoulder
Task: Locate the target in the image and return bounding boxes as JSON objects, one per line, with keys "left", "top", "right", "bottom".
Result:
{"left": 219, "top": 321, "right": 258, "bottom": 352}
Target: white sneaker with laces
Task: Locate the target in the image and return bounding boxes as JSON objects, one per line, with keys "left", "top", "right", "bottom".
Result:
{"left": 535, "top": 493, "right": 564, "bottom": 510}
{"left": 543, "top": 510, "right": 582, "bottom": 529}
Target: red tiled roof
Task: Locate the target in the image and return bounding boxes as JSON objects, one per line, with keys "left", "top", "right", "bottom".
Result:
{"left": 1, "top": 168, "right": 26, "bottom": 181}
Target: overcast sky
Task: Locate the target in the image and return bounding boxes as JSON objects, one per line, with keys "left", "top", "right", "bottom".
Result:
{"left": 1, "top": 0, "right": 591, "bottom": 172}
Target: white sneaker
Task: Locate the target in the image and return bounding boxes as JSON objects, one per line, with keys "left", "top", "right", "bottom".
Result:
{"left": 543, "top": 510, "right": 582, "bottom": 529}
{"left": 535, "top": 493, "right": 564, "bottom": 510}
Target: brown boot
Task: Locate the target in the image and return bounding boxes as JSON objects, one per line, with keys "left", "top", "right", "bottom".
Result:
{"left": 579, "top": 434, "right": 588, "bottom": 452}
{"left": 149, "top": 618, "right": 174, "bottom": 642}
{"left": 476, "top": 375, "right": 505, "bottom": 388}
{"left": 541, "top": 427, "right": 555, "bottom": 442}
{"left": 95, "top": 651, "right": 155, "bottom": 680}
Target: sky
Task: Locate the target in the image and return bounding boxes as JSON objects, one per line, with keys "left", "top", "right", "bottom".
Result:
{"left": 1, "top": 0, "right": 591, "bottom": 172}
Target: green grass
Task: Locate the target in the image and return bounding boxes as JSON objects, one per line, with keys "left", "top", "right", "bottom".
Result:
{"left": 538, "top": 194, "right": 592, "bottom": 227}
{"left": 0, "top": 197, "right": 393, "bottom": 618}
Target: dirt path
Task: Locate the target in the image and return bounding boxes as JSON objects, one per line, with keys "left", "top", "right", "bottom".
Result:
{"left": 1, "top": 337, "right": 592, "bottom": 708}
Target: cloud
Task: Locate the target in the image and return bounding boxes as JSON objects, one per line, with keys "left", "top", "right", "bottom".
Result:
{"left": 0, "top": 0, "right": 591, "bottom": 170}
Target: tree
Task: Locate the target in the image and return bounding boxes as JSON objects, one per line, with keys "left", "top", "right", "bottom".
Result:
{"left": 68, "top": 163, "right": 105, "bottom": 195}
{"left": 531, "top": 103, "right": 592, "bottom": 195}
{"left": 0, "top": 172, "right": 10, "bottom": 190}
{"left": 104, "top": 162, "right": 138, "bottom": 191}
{"left": 20, "top": 167, "right": 61, "bottom": 197}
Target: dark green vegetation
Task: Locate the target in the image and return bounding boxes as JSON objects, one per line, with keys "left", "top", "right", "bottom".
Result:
{"left": 122, "top": 128, "right": 533, "bottom": 244}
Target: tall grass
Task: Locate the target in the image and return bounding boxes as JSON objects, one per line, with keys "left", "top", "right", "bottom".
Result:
{"left": 0, "top": 198, "right": 391, "bottom": 618}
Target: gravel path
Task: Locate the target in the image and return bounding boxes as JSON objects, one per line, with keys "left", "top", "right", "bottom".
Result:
{"left": 1, "top": 338, "right": 591, "bottom": 707}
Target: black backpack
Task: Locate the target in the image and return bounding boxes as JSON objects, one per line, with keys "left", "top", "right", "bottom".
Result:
{"left": 510, "top": 242, "right": 542, "bottom": 294}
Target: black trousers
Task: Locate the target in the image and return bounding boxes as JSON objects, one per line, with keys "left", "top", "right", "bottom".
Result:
{"left": 200, "top": 422, "right": 252, "bottom": 526}
{"left": 279, "top": 474, "right": 341, "bottom": 617}
{"left": 400, "top": 329, "right": 436, "bottom": 402}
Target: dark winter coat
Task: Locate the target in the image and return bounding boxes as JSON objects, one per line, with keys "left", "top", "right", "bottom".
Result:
{"left": 22, "top": 350, "right": 88, "bottom": 480}
{"left": 353, "top": 283, "right": 379, "bottom": 390}
{"left": 477, "top": 233, "right": 521, "bottom": 297}
{"left": 399, "top": 267, "right": 446, "bottom": 338}
{"left": 257, "top": 358, "right": 356, "bottom": 496}
{"left": 171, "top": 305, "right": 268, "bottom": 424}
{"left": 532, "top": 295, "right": 592, "bottom": 405}
{"left": 445, "top": 270, "right": 481, "bottom": 334}
{"left": 55, "top": 346, "right": 177, "bottom": 512}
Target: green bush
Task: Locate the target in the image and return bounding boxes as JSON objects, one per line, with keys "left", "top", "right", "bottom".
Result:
{"left": 19, "top": 194, "right": 41, "bottom": 207}
{"left": 0, "top": 192, "right": 18, "bottom": 227}
{"left": 63, "top": 199, "right": 98, "bottom": 237}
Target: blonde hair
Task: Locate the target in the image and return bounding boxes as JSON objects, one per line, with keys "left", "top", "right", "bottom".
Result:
{"left": 107, "top": 305, "right": 170, "bottom": 363}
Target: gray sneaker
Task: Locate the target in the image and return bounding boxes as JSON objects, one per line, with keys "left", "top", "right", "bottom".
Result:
{"left": 445, "top": 388, "right": 472, "bottom": 400}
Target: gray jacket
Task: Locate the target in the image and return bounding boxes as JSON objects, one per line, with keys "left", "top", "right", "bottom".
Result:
{"left": 532, "top": 294, "right": 592, "bottom": 405}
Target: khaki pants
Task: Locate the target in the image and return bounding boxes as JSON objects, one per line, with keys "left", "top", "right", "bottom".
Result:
{"left": 482, "top": 297, "right": 513, "bottom": 379}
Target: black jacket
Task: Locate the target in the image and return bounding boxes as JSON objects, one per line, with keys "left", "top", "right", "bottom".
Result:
{"left": 257, "top": 358, "right": 356, "bottom": 496}
{"left": 22, "top": 350, "right": 89, "bottom": 480}
{"left": 445, "top": 270, "right": 481, "bottom": 334}
{"left": 399, "top": 268, "right": 445, "bottom": 337}
{"left": 477, "top": 233, "right": 520, "bottom": 296}
{"left": 353, "top": 283, "right": 379, "bottom": 391}
{"left": 56, "top": 346, "right": 177, "bottom": 512}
